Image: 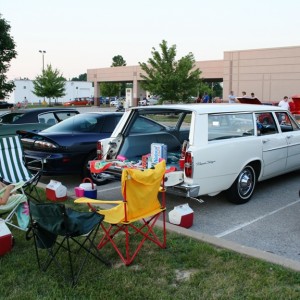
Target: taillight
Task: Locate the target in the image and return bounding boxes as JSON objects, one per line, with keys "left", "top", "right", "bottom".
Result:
{"left": 96, "top": 141, "right": 103, "bottom": 160}
{"left": 34, "top": 141, "right": 57, "bottom": 149}
{"left": 184, "top": 151, "right": 193, "bottom": 178}
{"left": 181, "top": 140, "right": 189, "bottom": 158}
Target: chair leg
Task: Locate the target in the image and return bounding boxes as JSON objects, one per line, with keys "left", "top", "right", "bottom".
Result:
{"left": 31, "top": 222, "right": 110, "bottom": 286}
{"left": 98, "top": 211, "right": 166, "bottom": 266}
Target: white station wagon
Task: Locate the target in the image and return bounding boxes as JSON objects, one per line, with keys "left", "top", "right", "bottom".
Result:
{"left": 94, "top": 103, "right": 300, "bottom": 204}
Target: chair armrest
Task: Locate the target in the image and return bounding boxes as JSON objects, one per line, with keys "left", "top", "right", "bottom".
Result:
{"left": 74, "top": 197, "right": 122, "bottom": 205}
{"left": 0, "top": 181, "right": 25, "bottom": 195}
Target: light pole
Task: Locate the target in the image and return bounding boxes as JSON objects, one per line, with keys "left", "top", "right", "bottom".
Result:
{"left": 39, "top": 50, "right": 46, "bottom": 72}
{"left": 39, "top": 50, "right": 46, "bottom": 104}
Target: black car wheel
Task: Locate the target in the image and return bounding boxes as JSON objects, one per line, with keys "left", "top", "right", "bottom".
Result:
{"left": 226, "top": 165, "right": 256, "bottom": 204}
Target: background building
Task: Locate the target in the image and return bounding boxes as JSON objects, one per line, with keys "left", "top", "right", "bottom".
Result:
{"left": 7, "top": 80, "right": 93, "bottom": 104}
{"left": 88, "top": 45, "right": 300, "bottom": 105}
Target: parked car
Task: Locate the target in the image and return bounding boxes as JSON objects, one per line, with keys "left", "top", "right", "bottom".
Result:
{"left": 17, "top": 112, "right": 123, "bottom": 178}
{"left": 110, "top": 99, "right": 121, "bottom": 107}
{"left": 0, "top": 101, "right": 14, "bottom": 109}
{"left": 63, "top": 98, "right": 92, "bottom": 106}
{"left": 0, "top": 108, "right": 79, "bottom": 137}
{"left": 95, "top": 103, "right": 300, "bottom": 204}
{"left": 138, "top": 98, "right": 158, "bottom": 106}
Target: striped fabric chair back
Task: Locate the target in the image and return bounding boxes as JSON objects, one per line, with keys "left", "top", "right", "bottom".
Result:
{"left": 0, "top": 136, "right": 33, "bottom": 184}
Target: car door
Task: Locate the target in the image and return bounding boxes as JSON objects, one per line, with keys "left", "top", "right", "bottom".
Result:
{"left": 255, "top": 112, "right": 288, "bottom": 179}
{"left": 275, "top": 112, "right": 300, "bottom": 172}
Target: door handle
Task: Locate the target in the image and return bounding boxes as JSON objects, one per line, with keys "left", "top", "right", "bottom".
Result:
{"left": 262, "top": 139, "right": 270, "bottom": 144}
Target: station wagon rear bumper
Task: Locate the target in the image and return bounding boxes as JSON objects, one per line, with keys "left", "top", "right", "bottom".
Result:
{"left": 166, "top": 184, "right": 200, "bottom": 198}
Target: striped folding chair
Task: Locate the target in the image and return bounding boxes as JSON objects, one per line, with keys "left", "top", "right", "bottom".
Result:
{"left": 0, "top": 136, "right": 44, "bottom": 201}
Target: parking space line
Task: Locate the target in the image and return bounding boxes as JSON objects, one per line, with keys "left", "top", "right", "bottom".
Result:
{"left": 215, "top": 199, "right": 300, "bottom": 238}
{"left": 99, "top": 185, "right": 121, "bottom": 193}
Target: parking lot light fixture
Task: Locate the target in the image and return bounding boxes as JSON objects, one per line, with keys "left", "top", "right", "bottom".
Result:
{"left": 39, "top": 50, "right": 46, "bottom": 72}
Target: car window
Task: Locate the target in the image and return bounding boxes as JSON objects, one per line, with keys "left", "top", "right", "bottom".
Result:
{"left": 129, "top": 116, "right": 166, "bottom": 134}
{"left": 255, "top": 112, "right": 278, "bottom": 135}
{"left": 275, "top": 112, "right": 300, "bottom": 132}
{"left": 55, "top": 111, "right": 78, "bottom": 121}
{"left": 101, "top": 116, "right": 122, "bottom": 133}
{"left": 43, "top": 114, "right": 79, "bottom": 132}
{"left": 38, "top": 112, "right": 58, "bottom": 125}
{"left": 208, "top": 113, "right": 254, "bottom": 141}
{"left": 0, "top": 113, "right": 24, "bottom": 124}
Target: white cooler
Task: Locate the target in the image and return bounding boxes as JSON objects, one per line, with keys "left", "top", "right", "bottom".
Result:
{"left": 0, "top": 222, "right": 13, "bottom": 256}
{"left": 168, "top": 203, "right": 194, "bottom": 228}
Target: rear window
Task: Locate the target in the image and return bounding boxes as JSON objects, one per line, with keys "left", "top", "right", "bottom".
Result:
{"left": 0, "top": 113, "right": 25, "bottom": 124}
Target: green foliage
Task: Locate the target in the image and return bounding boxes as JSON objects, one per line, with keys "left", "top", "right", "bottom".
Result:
{"left": 139, "top": 40, "right": 202, "bottom": 103}
{"left": 100, "top": 82, "right": 119, "bottom": 97}
{"left": 0, "top": 14, "right": 17, "bottom": 99}
{"left": 33, "top": 65, "right": 66, "bottom": 104}
{"left": 111, "top": 55, "right": 126, "bottom": 67}
{"left": 71, "top": 73, "right": 87, "bottom": 81}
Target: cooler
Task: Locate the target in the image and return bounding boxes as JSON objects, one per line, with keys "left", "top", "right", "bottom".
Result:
{"left": 0, "top": 222, "right": 13, "bottom": 256}
{"left": 46, "top": 180, "right": 67, "bottom": 202}
{"left": 168, "top": 203, "right": 194, "bottom": 228}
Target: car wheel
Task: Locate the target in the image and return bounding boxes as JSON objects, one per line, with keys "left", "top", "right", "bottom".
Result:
{"left": 226, "top": 165, "right": 256, "bottom": 204}
{"left": 82, "top": 153, "right": 109, "bottom": 185}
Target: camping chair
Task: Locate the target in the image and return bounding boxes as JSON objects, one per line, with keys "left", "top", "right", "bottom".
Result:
{"left": 0, "top": 136, "right": 44, "bottom": 201}
{"left": 27, "top": 201, "right": 110, "bottom": 286}
{"left": 75, "top": 160, "right": 167, "bottom": 266}
{"left": 0, "top": 181, "right": 29, "bottom": 231}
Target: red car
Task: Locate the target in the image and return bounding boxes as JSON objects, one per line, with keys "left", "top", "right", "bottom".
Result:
{"left": 63, "top": 98, "right": 92, "bottom": 106}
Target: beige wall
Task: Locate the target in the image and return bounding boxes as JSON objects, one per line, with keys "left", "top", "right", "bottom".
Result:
{"left": 88, "top": 45, "right": 300, "bottom": 104}
{"left": 223, "top": 45, "right": 300, "bottom": 102}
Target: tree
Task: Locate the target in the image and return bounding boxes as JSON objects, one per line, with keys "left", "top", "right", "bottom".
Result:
{"left": 139, "top": 40, "right": 202, "bottom": 103}
{"left": 71, "top": 73, "right": 87, "bottom": 81}
{"left": 100, "top": 82, "right": 119, "bottom": 97}
{"left": 111, "top": 55, "right": 126, "bottom": 67}
{"left": 0, "top": 14, "right": 17, "bottom": 99}
{"left": 33, "top": 65, "right": 66, "bottom": 105}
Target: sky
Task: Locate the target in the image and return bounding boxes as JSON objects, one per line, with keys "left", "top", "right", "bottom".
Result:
{"left": 2, "top": 0, "right": 300, "bottom": 81}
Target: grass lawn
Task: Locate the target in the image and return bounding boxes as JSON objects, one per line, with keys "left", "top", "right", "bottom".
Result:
{"left": 1, "top": 192, "right": 300, "bottom": 299}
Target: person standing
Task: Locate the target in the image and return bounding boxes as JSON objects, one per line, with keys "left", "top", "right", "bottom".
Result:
{"left": 228, "top": 91, "right": 236, "bottom": 103}
{"left": 278, "top": 96, "right": 290, "bottom": 110}
{"left": 202, "top": 92, "right": 209, "bottom": 103}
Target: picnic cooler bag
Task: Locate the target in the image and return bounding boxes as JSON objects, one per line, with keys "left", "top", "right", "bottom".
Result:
{"left": 0, "top": 222, "right": 13, "bottom": 256}
{"left": 79, "top": 178, "right": 97, "bottom": 199}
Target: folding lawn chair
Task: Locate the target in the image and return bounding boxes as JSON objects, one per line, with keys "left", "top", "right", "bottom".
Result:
{"left": 75, "top": 160, "right": 167, "bottom": 266}
{"left": 0, "top": 136, "right": 44, "bottom": 201}
{"left": 0, "top": 181, "right": 29, "bottom": 231}
{"left": 27, "top": 201, "right": 111, "bottom": 286}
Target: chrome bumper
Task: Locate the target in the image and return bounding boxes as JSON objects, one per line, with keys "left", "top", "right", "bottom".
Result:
{"left": 166, "top": 184, "right": 200, "bottom": 198}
